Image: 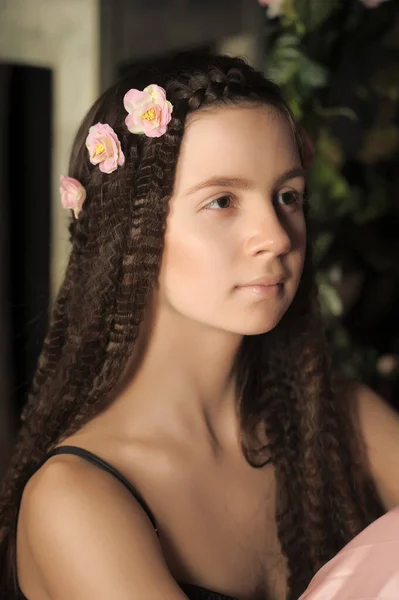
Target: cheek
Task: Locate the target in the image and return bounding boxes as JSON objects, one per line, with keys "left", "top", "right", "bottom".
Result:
{"left": 159, "top": 228, "right": 225, "bottom": 301}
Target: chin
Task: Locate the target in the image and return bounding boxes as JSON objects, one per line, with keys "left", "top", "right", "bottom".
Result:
{"left": 233, "top": 315, "right": 286, "bottom": 336}
{"left": 239, "top": 324, "right": 280, "bottom": 336}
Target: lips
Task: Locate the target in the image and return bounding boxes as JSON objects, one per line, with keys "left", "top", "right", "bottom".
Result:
{"left": 238, "top": 275, "right": 286, "bottom": 287}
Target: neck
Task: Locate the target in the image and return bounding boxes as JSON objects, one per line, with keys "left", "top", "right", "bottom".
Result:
{"left": 114, "top": 303, "right": 244, "bottom": 449}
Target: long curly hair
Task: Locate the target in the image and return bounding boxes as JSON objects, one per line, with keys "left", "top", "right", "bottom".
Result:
{"left": 0, "top": 52, "right": 383, "bottom": 600}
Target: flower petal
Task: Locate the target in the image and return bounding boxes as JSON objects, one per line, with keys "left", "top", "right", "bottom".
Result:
{"left": 118, "top": 148, "right": 125, "bottom": 167}
{"left": 99, "top": 157, "right": 118, "bottom": 174}
{"left": 125, "top": 112, "right": 145, "bottom": 134}
{"left": 144, "top": 84, "right": 167, "bottom": 104}
{"left": 123, "top": 89, "right": 151, "bottom": 113}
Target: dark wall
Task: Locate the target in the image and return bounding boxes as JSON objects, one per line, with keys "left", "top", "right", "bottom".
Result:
{"left": 0, "top": 65, "right": 13, "bottom": 475}
{"left": 100, "top": 0, "right": 264, "bottom": 88}
{"left": 0, "top": 64, "right": 52, "bottom": 446}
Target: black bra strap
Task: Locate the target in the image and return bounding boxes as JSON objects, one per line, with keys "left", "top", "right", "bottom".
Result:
{"left": 46, "top": 445, "right": 158, "bottom": 533}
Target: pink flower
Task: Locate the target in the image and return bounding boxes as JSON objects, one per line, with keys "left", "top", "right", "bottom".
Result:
{"left": 59, "top": 176, "right": 86, "bottom": 219}
{"left": 360, "top": 0, "right": 390, "bottom": 6}
{"left": 85, "top": 123, "right": 125, "bottom": 174}
{"left": 123, "top": 84, "right": 173, "bottom": 138}
{"left": 258, "top": 0, "right": 284, "bottom": 18}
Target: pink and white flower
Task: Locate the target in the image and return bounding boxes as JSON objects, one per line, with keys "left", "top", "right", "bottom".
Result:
{"left": 85, "top": 122, "right": 125, "bottom": 174}
{"left": 59, "top": 176, "right": 86, "bottom": 219}
{"left": 360, "top": 0, "right": 390, "bottom": 7}
{"left": 258, "top": 0, "right": 284, "bottom": 18}
{"left": 123, "top": 84, "right": 173, "bottom": 138}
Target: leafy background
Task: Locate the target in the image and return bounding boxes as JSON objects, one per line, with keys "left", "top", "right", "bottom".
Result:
{"left": 260, "top": 0, "right": 399, "bottom": 407}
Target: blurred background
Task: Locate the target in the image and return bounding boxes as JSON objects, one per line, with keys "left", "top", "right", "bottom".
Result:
{"left": 0, "top": 0, "right": 398, "bottom": 477}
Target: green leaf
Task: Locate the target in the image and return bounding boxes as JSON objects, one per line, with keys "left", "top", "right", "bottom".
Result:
{"left": 267, "top": 60, "right": 300, "bottom": 85}
{"left": 267, "top": 37, "right": 303, "bottom": 84}
{"left": 308, "top": 152, "right": 352, "bottom": 221}
{"left": 313, "top": 103, "right": 358, "bottom": 121}
{"left": 298, "top": 58, "right": 329, "bottom": 89}
{"left": 288, "top": 97, "right": 303, "bottom": 119}
{"left": 317, "top": 129, "right": 344, "bottom": 168}
{"left": 294, "top": 0, "right": 340, "bottom": 31}
{"left": 358, "top": 127, "right": 399, "bottom": 163}
{"left": 277, "top": 34, "right": 300, "bottom": 48}
{"left": 317, "top": 274, "right": 343, "bottom": 317}
{"left": 313, "top": 231, "right": 334, "bottom": 265}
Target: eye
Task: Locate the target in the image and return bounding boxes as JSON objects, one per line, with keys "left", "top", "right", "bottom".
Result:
{"left": 273, "top": 190, "right": 305, "bottom": 211}
{"left": 204, "top": 195, "right": 234, "bottom": 210}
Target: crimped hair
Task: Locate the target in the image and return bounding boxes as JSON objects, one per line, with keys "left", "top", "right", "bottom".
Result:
{"left": 0, "top": 52, "right": 383, "bottom": 599}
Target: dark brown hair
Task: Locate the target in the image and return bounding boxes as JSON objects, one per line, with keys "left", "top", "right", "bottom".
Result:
{"left": 0, "top": 52, "right": 383, "bottom": 599}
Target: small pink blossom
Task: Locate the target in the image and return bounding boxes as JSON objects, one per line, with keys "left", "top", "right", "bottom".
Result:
{"left": 360, "top": 0, "right": 390, "bottom": 7}
{"left": 123, "top": 84, "right": 173, "bottom": 138}
{"left": 85, "top": 123, "right": 125, "bottom": 174}
{"left": 258, "top": 0, "right": 284, "bottom": 18}
{"left": 59, "top": 176, "right": 86, "bottom": 219}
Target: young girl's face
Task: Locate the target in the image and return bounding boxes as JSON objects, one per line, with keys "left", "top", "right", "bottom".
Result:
{"left": 157, "top": 105, "right": 307, "bottom": 336}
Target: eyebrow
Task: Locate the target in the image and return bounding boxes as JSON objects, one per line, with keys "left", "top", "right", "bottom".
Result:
{"left": 185, "top": 167, "right": 306, "bottom": 196}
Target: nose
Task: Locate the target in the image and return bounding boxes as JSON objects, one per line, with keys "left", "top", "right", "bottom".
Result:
{"left": 244, "top": 204, "right": 292, "bottom": 257}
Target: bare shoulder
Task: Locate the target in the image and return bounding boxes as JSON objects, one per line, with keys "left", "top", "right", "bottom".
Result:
{"left": 352, "top": 382, "right": 399, "bottom": 510}
{"left": 19, "top": 453, "right": 187, "bottom": 600}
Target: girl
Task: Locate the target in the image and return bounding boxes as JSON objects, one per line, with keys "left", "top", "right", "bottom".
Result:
{"left": 0, "top": 52, "right": 398, "bottom": 600}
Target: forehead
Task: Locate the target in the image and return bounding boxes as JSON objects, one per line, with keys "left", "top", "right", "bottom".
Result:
{"left": 173, "top": 105, "right": 300, "bottom": 194}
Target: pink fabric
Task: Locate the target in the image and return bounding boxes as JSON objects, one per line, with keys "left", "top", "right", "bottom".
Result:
{"left": 299, "top": 507, "right": 399, "bottom": 599}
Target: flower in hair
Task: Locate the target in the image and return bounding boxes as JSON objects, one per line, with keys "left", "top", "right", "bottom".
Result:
{"left": 59, "top": 176, "right": 86, "bottom": 219}
{"left": 86, "top": 123, "right": 125, "bottom": 174}
{"left": 123, "top": 84, "right": 173, "bottom": 138}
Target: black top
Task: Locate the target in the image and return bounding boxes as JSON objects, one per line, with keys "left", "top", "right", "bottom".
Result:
{"left": 17, "top": 445, "right": 237, "bottom": 600}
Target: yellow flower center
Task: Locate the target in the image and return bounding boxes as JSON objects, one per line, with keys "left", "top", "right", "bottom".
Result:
{"left": 143, "top": 108, "right": 156, "bottom": 122}
{"left": 94, "top": 142, "right": 105, "bottom": 156}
